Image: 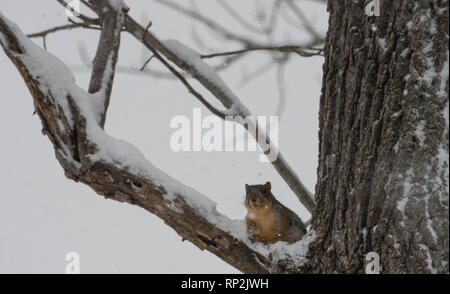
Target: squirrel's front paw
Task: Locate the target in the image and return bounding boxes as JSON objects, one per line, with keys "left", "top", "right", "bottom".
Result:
{"left": 247, "top": 229, "right": 259, "bottom": 243}
{"left": 248, "top": 231, "right": 264, "bottom": 243}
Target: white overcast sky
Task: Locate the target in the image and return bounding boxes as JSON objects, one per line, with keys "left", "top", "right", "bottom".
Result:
{"left": 0, "top": 0, "right": 328, "bottom": 273}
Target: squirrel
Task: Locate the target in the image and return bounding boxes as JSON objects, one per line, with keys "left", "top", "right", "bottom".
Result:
{"left": 245, "top": 182, "right": 307, "bottom": 244}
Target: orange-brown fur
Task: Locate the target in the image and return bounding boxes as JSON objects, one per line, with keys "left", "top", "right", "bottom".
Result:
{"left": 245, "top": 182, "right": 306, "bottom": 244}
{"left": 245, "top": 195, "right": 278, "bottom": 242}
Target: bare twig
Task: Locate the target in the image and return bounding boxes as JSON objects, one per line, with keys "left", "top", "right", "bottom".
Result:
{"left": 282, "top": 0, "right": 323, "bottom": 42}
{"left": 201, "top": 45, "right": 323, "bottom": 59}
{"left": 215, "top": 0, "right": 268, "bottom": 34}
{"left": 139, "top": 54, "right": 154, "bottom": 71}
{"left": 153, "top": 0, "right": 262, "bottom": 47}
{"left": 27, "top": 22, "right": 100, "bottom": 38}
{"left": 27, "top": 22, "right": 101, "bottom": 50}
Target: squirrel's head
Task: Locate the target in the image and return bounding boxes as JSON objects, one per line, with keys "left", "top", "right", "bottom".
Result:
{"left": 245, "top": 182, "right": 273, "bottom": 210}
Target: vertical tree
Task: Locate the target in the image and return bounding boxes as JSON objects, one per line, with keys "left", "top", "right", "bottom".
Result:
{"left": 306, "top": 0, "right": 448, "bottom": 273}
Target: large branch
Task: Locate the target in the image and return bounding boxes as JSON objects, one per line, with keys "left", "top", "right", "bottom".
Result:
{"left": 0, "top": 10, "right": 315, "bottom": 274}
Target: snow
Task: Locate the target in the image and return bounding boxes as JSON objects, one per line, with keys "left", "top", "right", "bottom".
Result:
{"left": 414, "top": 120, "right": 426, "bottom": 146}
{"left": 378, "top": 38, "right": 386, "bottom": 51}
{"left": 418, "top": 56, "right": 436, "bottom": 87}
{"left": 163, "top": 39, "right": 250, "bottom": 115}
{"left": 396, "top": 168, "right": 414, "bottom": 227}
{"left": 0, "top": 13, "right": 314, "bottom": 269}
{"left": 0, "top": 30, "right": 8, "bottom": 47}
{"left": 438, "top": 50, "right": 449, "bottom": 98}
{"left": 56, "top": 118, "right": 66, "bottom": 132}
{"left": 90, "top": 53, "right": 115, "bottom": 123}
{"left": 437, "top": 100, "right": 449, "bottom": 204}
{"left": 249, "top": 230, "right": 317, "bottom": 271}
{"left": 424, "top": 194, "right": 438, "bottom": 243}
{"left": 429, "top": 20, "right": 437, "bottom": 35}
{"left": 393, "top": 141, "right": 399, "bottom": 153}
{"left": 108, "top": 0, "right": 129, "bottom": 11}
{"left": 406, "top": 21, "right": 413, "bottom": 30}
{"left": 419, "top": 244, "right": 437, "bottom": 274}
{"left": 0, "top": 13, "right": 75, "bottom": 128}
{"left": 400, "top": 48, "right": 409, "bottom": 58}
{"left": 396, "top": 196, "right": 408, "bottom": 227}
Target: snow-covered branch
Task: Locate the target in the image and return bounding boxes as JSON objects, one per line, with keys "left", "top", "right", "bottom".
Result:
{"left": 85, "top": 0, "right": 128, "bottom": 128}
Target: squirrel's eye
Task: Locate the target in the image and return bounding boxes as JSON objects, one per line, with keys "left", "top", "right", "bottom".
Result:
{"left": 261, "top": 189, "right": 267, "bottom": 193}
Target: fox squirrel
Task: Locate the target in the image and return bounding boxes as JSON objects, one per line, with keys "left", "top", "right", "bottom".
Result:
{"left": 245, "top": 182, "right": 306, "bottom": 244}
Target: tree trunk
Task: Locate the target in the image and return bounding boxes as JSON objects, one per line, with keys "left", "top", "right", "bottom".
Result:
{"left": 304, "top": 0, "right": 449, "bottom": 273}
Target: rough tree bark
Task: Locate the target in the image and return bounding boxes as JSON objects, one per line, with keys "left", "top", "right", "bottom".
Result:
{"left": 303, "top": 0, "right": 449, "bottom": 273}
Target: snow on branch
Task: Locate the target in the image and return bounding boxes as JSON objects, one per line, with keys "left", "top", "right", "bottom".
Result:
{"left": 0, "top": 11, "right": 315, "bottom": 273}
{"left": 86, "top": 0, "right": 128, "bottom": 128}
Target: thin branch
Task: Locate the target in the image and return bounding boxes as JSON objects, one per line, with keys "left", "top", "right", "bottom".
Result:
{"left": 27, "top": 22, "right": 101, "bottom": 50}
{"left": 201, "top": 45, "right": 323, "bottom": 59}
{"left": 79, "top": 40, "right": 245, "bottom": 79}
{"left": 146, "top": 47, "right": 229, "bottom": 119}
{"left": 27, "top": 22, "right": 100, "bottom": 38}
{"left": 283, "top": 0, "right": 323, "bottom": 41}
{"left": 254, "top": 0, "right": 283, "bottom": 35}
{"left": 154, "top": 0, "right": 324, "bottom": 49}
{"left": 215, "top": 0, "right": 268, "bottom": 34}
{"left": 86, "top": 0, "right": 127, "bottom": 128}
{"left": 153, "top": 0, "right": 263, "bottom": 47}
{"left": 139, "top": 54, "right": 154, "bottom": 71}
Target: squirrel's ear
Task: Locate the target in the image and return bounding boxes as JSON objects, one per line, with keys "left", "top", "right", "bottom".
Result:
{"left": 245, "top": 184, "right": 249, "bottom": 191}
{"left": 265, "top": 181, "right": 271, "bottom": 190}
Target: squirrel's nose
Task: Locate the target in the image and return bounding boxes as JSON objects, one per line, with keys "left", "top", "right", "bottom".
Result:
{"left": 251, "top": 196, "right": 257, "bottom": 202}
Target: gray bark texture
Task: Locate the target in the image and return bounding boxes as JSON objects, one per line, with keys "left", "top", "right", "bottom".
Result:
{"left": 303, "top": 0, "right": 449, "bottom": 273}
